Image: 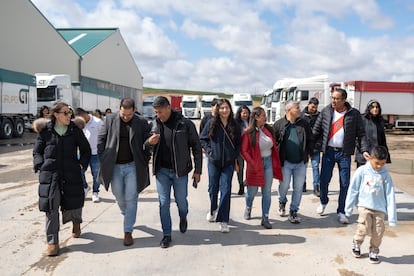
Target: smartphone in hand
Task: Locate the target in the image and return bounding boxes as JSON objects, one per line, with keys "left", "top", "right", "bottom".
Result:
{"left": 192, "top": 178, "right": 197, "bottom": 189}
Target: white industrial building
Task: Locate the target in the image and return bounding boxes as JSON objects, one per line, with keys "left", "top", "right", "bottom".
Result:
{"left": 0, "top": 0, "right": 143, "bottom": 112}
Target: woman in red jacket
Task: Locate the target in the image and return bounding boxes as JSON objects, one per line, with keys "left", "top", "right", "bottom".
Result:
{"left": 241, "top": 107, "right": 283, "bottom": 229}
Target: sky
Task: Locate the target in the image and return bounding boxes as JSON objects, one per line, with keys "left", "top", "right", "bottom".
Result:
{"left": 31, "top": 0, "right": 414, "bottom": 94}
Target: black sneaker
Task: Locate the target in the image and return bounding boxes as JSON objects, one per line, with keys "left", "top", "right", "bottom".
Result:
{"left": 160, "top": 236, "right": 172, "bottom": 248}
{"left": 278, "top": 202, "right": 286, "bottom": 217}
{"left": 179, "top": 218, "right": 188, "bottom": 233}
{"left": 352, "top": 241, "right": 361, "bottom": 258}
{"left": 288, "top": 211, "right": 301, "bottom": 224}
{"left": 369, "top": 252, "right": 380, "bottom": 264}
{"left": 261, "top": 216, "right": 272, "bottom": 229}
{"left": 313, "top": 185, "right": 320, "bottom": 197}
{"left": 302, "top": 183, "right": 307, "bottom": 192}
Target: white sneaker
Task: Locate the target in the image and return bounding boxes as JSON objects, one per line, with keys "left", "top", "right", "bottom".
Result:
{"left": 92, "top": 192, "right": 100, "bottom": 203}
{"left": 84, "top": 186, "right": 91, "bottom": 198}
{"left": 206, "top": 210, "right": 218, "bottom": 222}
{"left": 219, "top": 222, "right": 230, "bottom": 233}
{"left": 316, "top": 204, "right": 326, "bottom": 215}
{"left": 338, "top": 213, "right": 349, "bottom": 224}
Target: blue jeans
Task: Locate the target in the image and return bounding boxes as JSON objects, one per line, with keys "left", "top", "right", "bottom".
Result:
{"left": 111, "top": 162, "right": 138, "bottom": 233}
{"left": 319, "top": 148, "right": 351, "bottom": 214}
{"left": 278, "top": 160, "right": 306, "bottom": 212}
{"left": 156, "top": 167, "right": 189, "bottom": 236}
{"left": 81, "top": 154, "right": 101, "bottom": 193}
{"left": 245, "top": 156, "right": 273, "bottom": 217}
{"left": 207, "top": 162, "right": 234, "bottom": 223}
{"left": 304, "top": 152, "right": 321, "bottom": 188}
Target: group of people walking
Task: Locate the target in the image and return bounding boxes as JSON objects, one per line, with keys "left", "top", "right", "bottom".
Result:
{"left": 33, "top": 92, "right": 396, "bottom": 264}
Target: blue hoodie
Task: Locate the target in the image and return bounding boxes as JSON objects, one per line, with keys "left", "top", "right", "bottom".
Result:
{"left": 345, "top": 162, "right": 397, "bottom": 226}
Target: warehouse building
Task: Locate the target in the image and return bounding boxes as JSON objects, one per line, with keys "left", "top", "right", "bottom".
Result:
{"left": 0, "top": 0, "right": 143, "bottom": 112}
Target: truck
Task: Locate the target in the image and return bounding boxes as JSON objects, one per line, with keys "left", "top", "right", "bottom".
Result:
{"left": 36, "top": 73, "right": 121, "bottom": 115}
{"left": 342, "top": 81, "right": 414, "bottom": 129}
{"left": 170, "top": 95, "right": 183, "bottom": 113}
{"left": 0, "top": 68, "right": 37, "bottom": 139}
{"left": 230, "top": 93, "right": 253, "bottom": 114}
{"left": 181, "top": 95, "right": 201, "bottom": 119}
{"left": 200, "top": 94, "right": 218, "bottom": 118}
{"left": 142, "top": 95, "right": 156, "bottom": 119}
{"left": 264, "top": 75, "right": 330, "bottom": 124}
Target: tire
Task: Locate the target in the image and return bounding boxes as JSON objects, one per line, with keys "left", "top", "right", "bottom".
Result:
{"left": 13, "top": 118, "right": 25, "bottom": 138}
{"left": 0, "top": 118, "right": 13, "bottom": 139}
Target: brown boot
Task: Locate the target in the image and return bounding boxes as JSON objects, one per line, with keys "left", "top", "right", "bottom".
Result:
{"left": 72, "top": 223, "right": 81, "bottom": 238}
{"left": 47, "top": 244, "right": 59, "bottom": 256}
{"left": 124, "top": 232, "right": 133, "bottom": 246}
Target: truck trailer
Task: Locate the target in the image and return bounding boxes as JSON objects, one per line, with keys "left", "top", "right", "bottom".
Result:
{"left": 36, "top": 73, "right": 122, "bottom": 114}
{"left": 343, "top": 81, "right": 414, "bottom": 129}
{"left": 0, "top": 68, "right": 36, "bottom": 139}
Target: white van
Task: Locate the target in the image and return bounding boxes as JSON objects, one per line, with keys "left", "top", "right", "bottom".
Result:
{"left": 231, "top": 93, "right": 253, "bottom": 114}
{"left": 200, "top": 94, "right": 218, "bottom": 118}
{"left": 181, "top": 95, "right": 201, "bottom": 119}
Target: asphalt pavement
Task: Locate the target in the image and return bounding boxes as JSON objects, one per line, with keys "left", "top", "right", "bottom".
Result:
{"left": 0, "top": 146, "right": 414, "bottom": 276}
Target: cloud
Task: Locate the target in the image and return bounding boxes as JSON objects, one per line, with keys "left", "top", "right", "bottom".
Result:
{"left": 30, "top": 0, "right": 414, "bottom": 94}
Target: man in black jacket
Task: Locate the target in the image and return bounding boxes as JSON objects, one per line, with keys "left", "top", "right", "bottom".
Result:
{"left": 273, "top": 101, "right": 313, "bottom": 224}
{"left": 147, "top": 96, "right": 202, "bottom": 248}
{"left": 313, "top": 88, "right": 369, "bottom": 224}
{"left": 301, "top": 97, "right": 321, "bottom": 196}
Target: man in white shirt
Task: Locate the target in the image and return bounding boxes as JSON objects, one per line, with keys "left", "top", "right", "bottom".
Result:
{"left": 75, "top": 108, "right": 104, "bottom": 202}
{"left": 312, "top": 88, "right": 369, "bottom": 224}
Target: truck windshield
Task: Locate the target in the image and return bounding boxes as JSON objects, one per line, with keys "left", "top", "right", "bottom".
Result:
{"left": 37, "top": 86, "right": 56, "bottom": 101}
{"left": 143, "top": 101, "right": 153, "bottom": 106}
{"left": 183, "top": 102, "right": 197, "bottom": 108}
{"left": 272, "top": 91, "right": 281, "bottom": 103}
{"left": 201, "top": 101, "right": 212, "bottom": 108}
{"left": 235, "top": 101, "right": 252, "bottom": 106}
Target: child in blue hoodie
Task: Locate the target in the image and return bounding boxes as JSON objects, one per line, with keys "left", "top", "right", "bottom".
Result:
{"left": 345, "top": 146, "right": 396, "bottom": 264}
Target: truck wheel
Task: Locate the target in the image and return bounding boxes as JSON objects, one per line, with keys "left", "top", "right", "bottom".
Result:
{"left": 13, "top": 118, "right": 25, "bottom": 138}
{"left": 0, "top": 118, "right": 13, "bottom": 139}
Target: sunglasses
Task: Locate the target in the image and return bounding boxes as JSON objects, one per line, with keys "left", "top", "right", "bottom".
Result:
{"left": 57, "top": 110, "right": 73, "bottom": 116}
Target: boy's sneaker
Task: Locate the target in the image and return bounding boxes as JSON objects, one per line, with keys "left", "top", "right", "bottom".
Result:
{"left": 219, "top": 222, "right": 230, "bottom": 233}
{"left": 316, "top": 203, "right": 326, "bottom": 215}
{"left": 278, "top": 202, "right": 286, "bottom": 217}
{"left": 369, "top": 252, "right": 380, "bottom": 264}
{"left": 338, "top": 213, "right": 349, "bottom": 224}
{"left": 206, "top": 209, "right": 217, "bottom": 222}
{"left": 352, "top": 241, "right": 361, "bottom": 258}
{"left": 288, "top": 211, "right": 301, "bottom": 224}
{"left": 92, "top": 192, "right": 100, "bottom": 203}
{"left": 244, "top": 207, "right": 251, "bottom": 220}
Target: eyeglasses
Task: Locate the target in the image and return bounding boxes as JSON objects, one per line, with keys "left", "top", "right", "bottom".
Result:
{"left": 57, "top": 110, "right": 73, "bottom": 116}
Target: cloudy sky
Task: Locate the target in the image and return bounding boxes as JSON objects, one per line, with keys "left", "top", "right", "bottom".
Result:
{"left": 31, "top": 0, "right": 414, "bottom": 94}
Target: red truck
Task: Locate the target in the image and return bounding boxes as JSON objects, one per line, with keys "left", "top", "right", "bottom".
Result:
{"left": 170, "top": 95, "right": 182, "bottom": 113}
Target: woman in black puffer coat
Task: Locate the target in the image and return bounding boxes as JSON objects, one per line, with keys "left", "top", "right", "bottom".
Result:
{"left": 355, "top": 99, "right": 391, "bottom": 167}
{"left": 33, "top": 102, "right": 91, "bottom": 256}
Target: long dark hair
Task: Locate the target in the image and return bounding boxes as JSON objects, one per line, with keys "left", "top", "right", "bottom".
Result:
{"left": 208, "top": 98, "right": 237, "bottom": 140}
{"left": 235, "top": 105, "right": 251, "bottom": 122}
{"left": 246, "top": 106, "right": 274, "bottom": 147}
{"left": 364, "top": 99, "right": 383, "bottom": 122}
